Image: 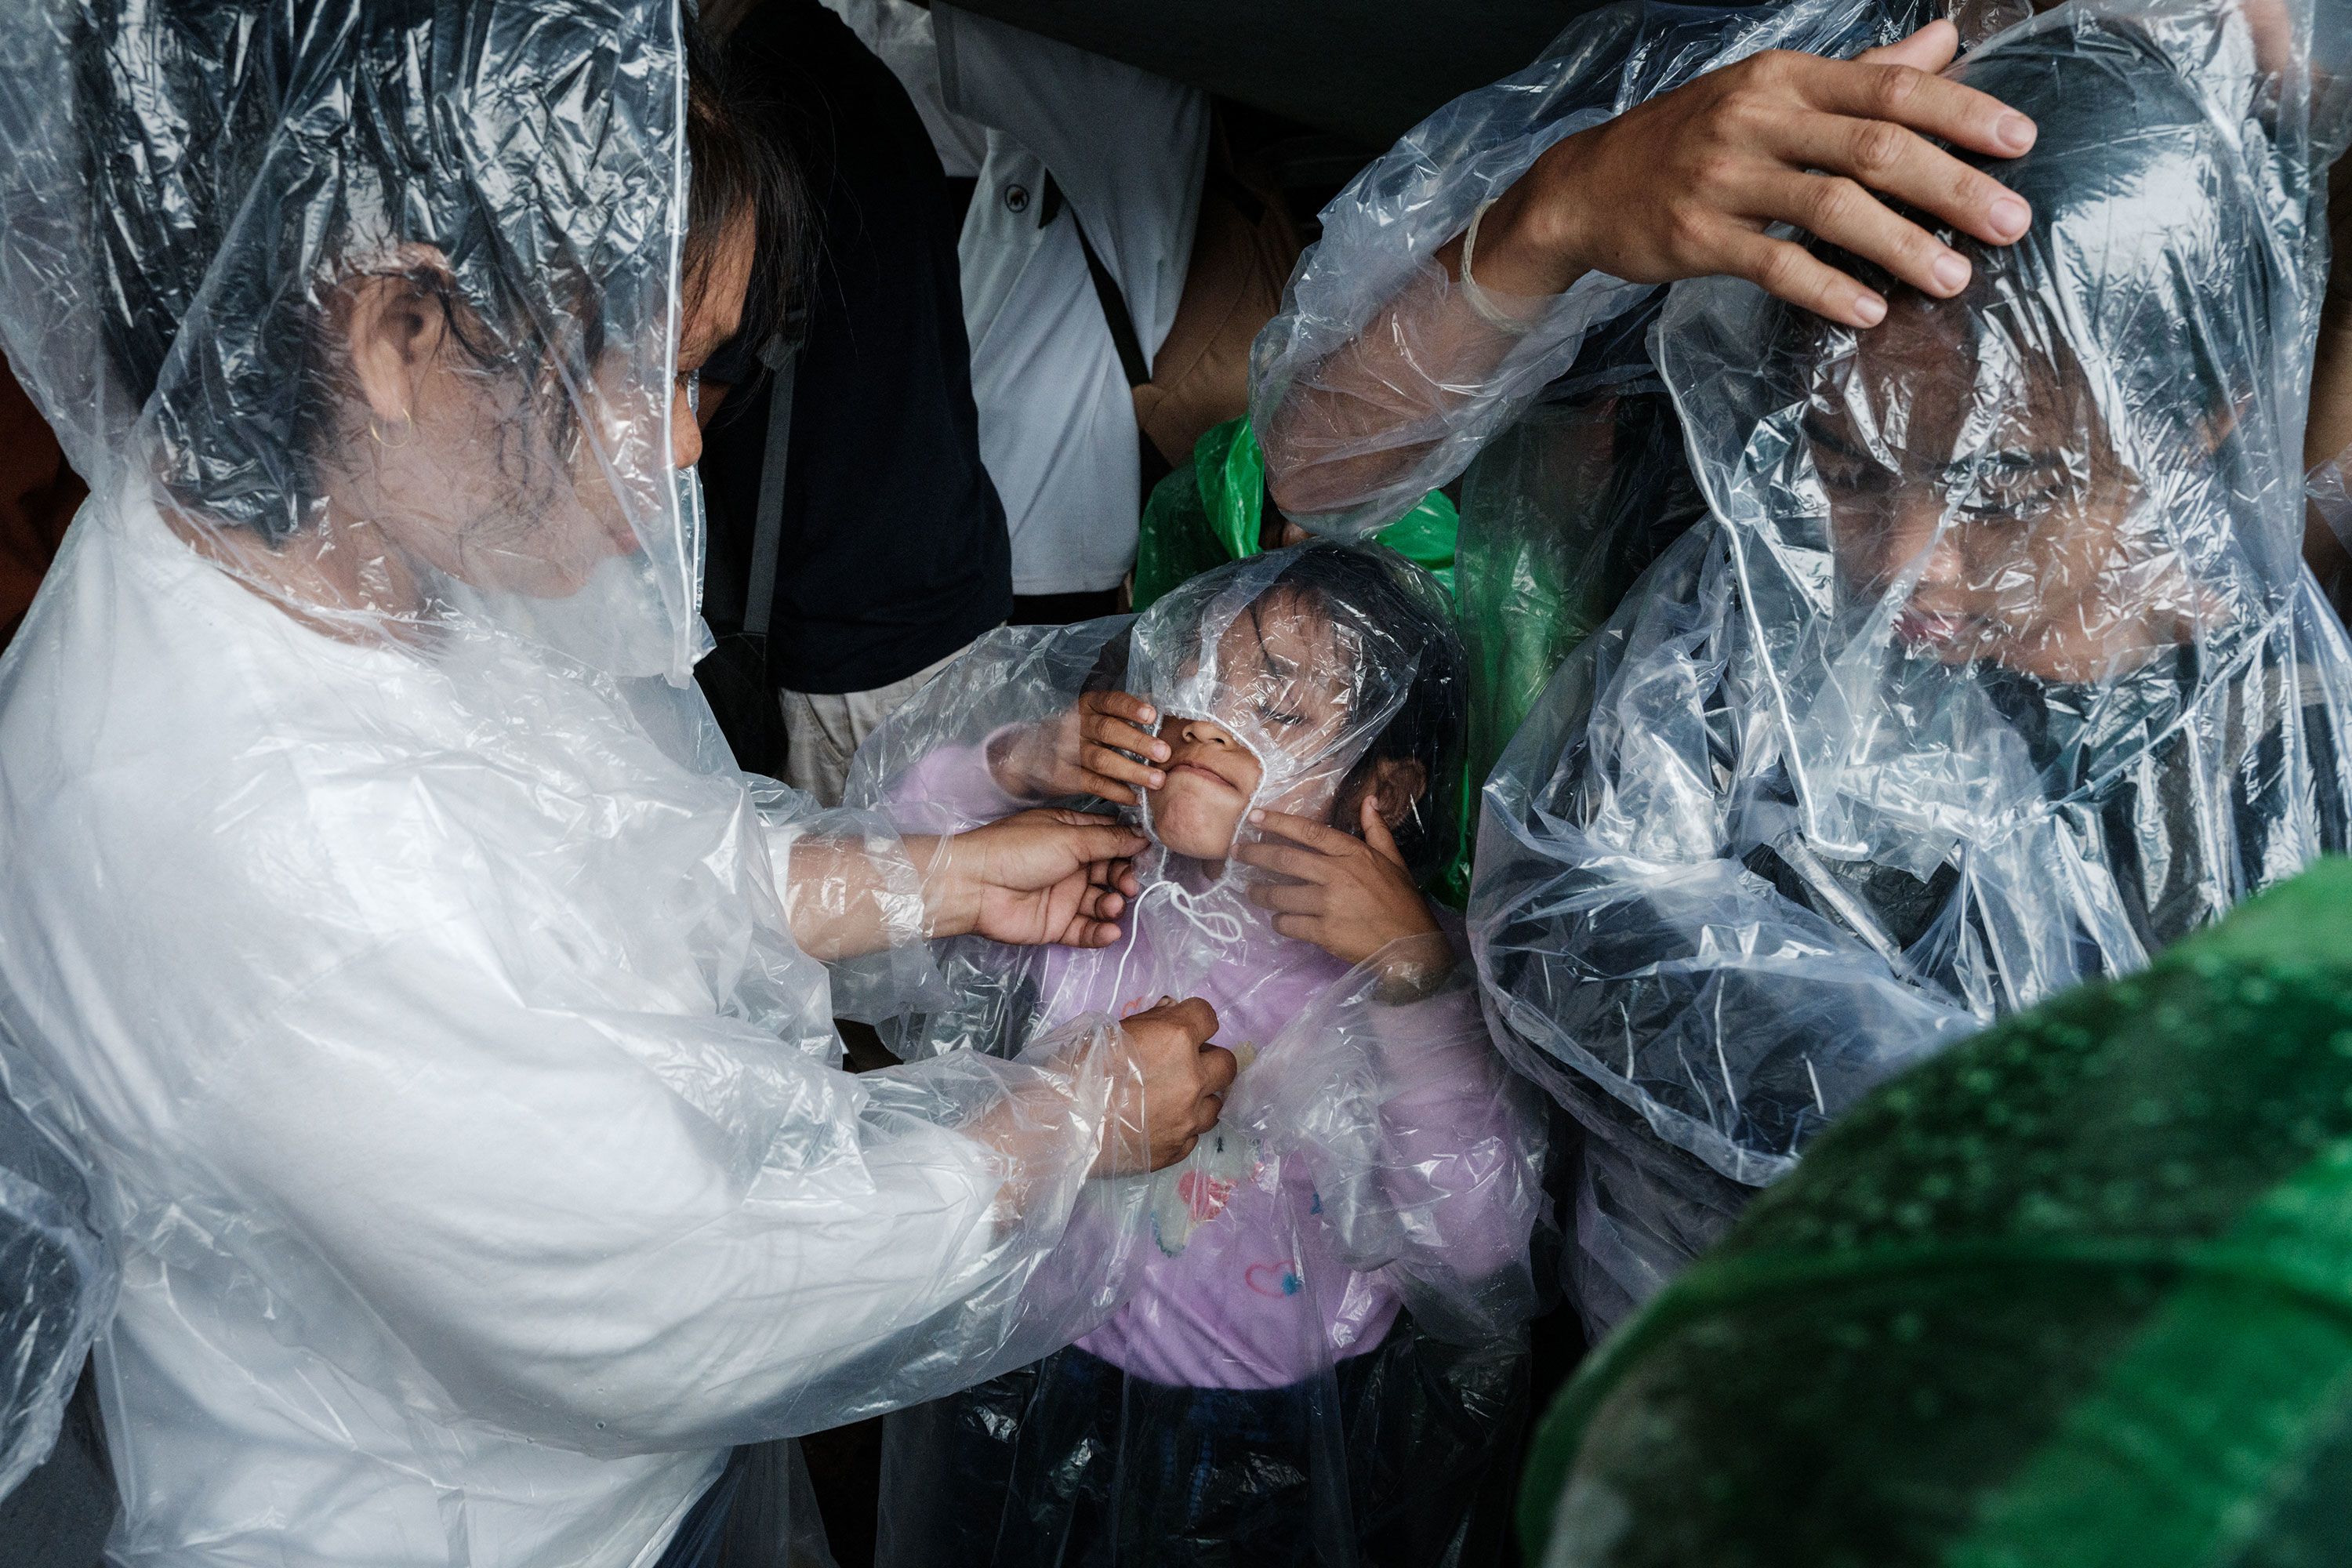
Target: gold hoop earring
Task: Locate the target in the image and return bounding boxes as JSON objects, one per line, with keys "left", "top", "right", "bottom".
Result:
{"left": 368, "top": 410, "right": 416, "bottom": 451}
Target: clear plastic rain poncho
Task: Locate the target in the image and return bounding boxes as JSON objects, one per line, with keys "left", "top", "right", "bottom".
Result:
{"left": 840, "top": 543, "right": 1549, "bottom": 1565}
{"left": 0, "top": 1086, "right": 113, "bottom": 1508}
{"left": 1468, "top": 0, "right": 2352, "bottom": 1336}
{"left": 0, "top": 2, "right": 1175, "bottom": 1563}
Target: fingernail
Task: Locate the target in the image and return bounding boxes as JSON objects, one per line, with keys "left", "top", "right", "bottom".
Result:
{"left": 1152, "top": 743, "right": 1170, "bottom": 759}
{"left": 1139, "top": 706, "right": 1156, "bottom": 721}
{"left": 1998, "top": 111, "right": 2035, "bottom": 153}
{"left": 1992, "top": 195, "right": 2030, "bottom": 238}
{"left": 1250, "top": 808, "right": 1265, "bottom": 822}
{"left": 1147, "top": 771, "right": 1165, "bottom": 787}
{"left": 1932, "top": 252, "right": 1970, "bottom": 293}
{"left": 1853, "top": 292, "right": 1887, "bottom": 326}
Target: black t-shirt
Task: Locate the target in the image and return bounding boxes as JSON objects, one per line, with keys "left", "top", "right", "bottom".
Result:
{"left": 699, "top": 0, "right": 1011, "bottom": 695}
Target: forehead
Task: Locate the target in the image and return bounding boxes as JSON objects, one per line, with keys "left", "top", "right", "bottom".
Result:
{"left": 1807, "top": 292, "right": 2085, "bottom": 457}
{"left": 1210, "top": 588, "right": 1352, "bottom": 671}
{"left": 681, "top": 208, "right": 757, "bottom": 365}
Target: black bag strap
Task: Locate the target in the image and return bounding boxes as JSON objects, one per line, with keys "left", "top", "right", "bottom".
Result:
{"left": 1041, "top": 172, "right": 1150, "bottom": 390}
{"left": 742, "top": 301, "right": 808, "bottom": 641}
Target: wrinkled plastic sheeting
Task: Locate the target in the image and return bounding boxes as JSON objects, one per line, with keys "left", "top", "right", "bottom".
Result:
{"left": 0, "top": 1, "right": 1177, "bottom": 1561}
{"left": 2313, "top": 444, "right": 2352, "bottom": 554}
{"left": 1247, "top": 0, "right": 1930, "bottom": 538}
{"left": 0, "top": 1091, "right": 111, "bottom": 1505}
{"left": 1452, "top": 301, "right": 1704, "bottom": 786}
{"left": 846, "top": 546, "right": 1548, "bottom": 1561}
{"left": 1522, "top": 860, "right": 2352, "bottom": 1568}
{"left": 1471, "top": 0, "right": 2352, "bottom": 1338}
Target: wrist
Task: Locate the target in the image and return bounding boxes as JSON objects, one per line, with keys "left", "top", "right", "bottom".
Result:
{"left": 914, "top": 833, "right": 980, "bottom": 938}
{"left": 1468, "top": 143, "right": 1594, "bottom": 299}
{"left": 1369, "top": 928, "right": 1454, "bottom": 1003}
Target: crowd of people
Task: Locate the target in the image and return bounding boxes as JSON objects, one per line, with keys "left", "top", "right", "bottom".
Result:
{"left": 0, "top": 0, "right": 2346, "bottom": 1564}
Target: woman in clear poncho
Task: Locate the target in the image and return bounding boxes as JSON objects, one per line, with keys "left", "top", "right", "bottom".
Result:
{"left": 0, "top": 2, "right": 1239, "bottom": 1564}
{"left": 1468, "top": 0, "right": 2352, "bottom": 1334}
{"left": 839, "top": 543, "right": 1547, "bottom": 1565}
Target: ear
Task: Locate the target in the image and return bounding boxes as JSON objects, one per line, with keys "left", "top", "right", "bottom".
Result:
{"left": 339, "top": 248, "right": 456, "bottom": 434}
{"left": 1362, "top": 757, "right": 1428, "bottom": 831}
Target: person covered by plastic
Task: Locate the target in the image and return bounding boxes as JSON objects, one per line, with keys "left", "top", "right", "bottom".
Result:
{"left": 1470, "top": 0, "right": 2352, "bottom": 1336}
{"left": 0, "top": 2, "right": 1241, "bottom": 1563}
{"left": 1244, "top": 0, "right": 2046, "bottom": 864}
{"left": 844, "top": 543, "right": 1548, "bottom": 1565}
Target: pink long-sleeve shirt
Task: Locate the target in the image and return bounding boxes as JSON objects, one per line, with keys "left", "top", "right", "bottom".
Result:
{"left": 888, "top": 745, "right": 1537, "bottom": 1390}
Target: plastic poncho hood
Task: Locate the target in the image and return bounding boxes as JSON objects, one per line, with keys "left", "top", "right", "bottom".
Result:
{"left": 1126, "top": 543, "right": 1468, "bottom": 885}
{"left": 1468, "top": 0, "right": 2352, "bottom": 1332}
{"left": 1662, "top": 1, "right": 2322, "bottom": 878}
{"left": 23, "top": 0, "right": 705, "bottom": 679}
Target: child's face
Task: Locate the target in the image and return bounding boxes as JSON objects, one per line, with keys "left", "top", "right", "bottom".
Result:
{"left": 1809, "top": 296, "right": 2205, "bottom": 684}
{"left": 1145, "top": 591, "right": 1359, "bottom": 862}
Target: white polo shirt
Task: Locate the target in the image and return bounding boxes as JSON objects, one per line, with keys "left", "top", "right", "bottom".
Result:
{"left": 829, "top": 1, "right": 1209, "bottom": 596}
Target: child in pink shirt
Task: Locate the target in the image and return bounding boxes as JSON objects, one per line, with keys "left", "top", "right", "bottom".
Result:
{"left": 847, "top": 543, "right": 1545, "bottom": 1566}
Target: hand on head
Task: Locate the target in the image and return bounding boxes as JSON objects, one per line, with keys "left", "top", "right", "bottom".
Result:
{"left": 1472, "top": 20, "right": 2037, "bottom": 328}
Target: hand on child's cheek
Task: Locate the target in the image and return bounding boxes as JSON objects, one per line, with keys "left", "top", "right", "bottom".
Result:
{"left": 1073, "top": 691, "right": 1168, "bottom": 804}
{"left": 988, "top": 691, "right": 1167, "bottom": 804}
{"left": 1234, "top": 800, "right": 1446, "bottom": 970}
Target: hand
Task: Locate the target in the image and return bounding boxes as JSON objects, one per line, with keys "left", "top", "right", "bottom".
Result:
{"left": 1236, "top": 801, "right": 1451, "bottom": 977}
{"left": 930, "top": 810, "right": 1147, "bottom": 948}
{"left": 1472, "top": 20, "right": 2038, "bottom": 328}
{"left": 987, "top": 691, "right": 1170, "bottom": 805}
{"left": 1098, "top": 997, "right": 1238, "bottom": 1175}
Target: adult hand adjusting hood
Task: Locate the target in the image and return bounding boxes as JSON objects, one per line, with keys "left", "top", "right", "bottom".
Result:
{"left": 1468, "top": 0, "right": 2352, "bottom": 1333}
{"left": 0, "top": 2, "right": 1155, "bottom": 1563}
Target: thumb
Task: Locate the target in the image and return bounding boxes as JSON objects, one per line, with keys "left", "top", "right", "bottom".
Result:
{"left": 1360, "top": 795, "right": 1406, "bottom": 869}
{"left": 1858, "top": 18, "right": 1959, "bottom": 70}
{"left": 1072, "top": 818, "right": 1151, "bottom": 859}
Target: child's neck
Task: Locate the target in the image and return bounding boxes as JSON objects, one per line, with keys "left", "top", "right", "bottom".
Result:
{"left": 1163, "top": 853, "right": 1225, "bottom": 893}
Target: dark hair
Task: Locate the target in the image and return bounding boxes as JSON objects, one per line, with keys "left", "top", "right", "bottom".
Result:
{"left": 681, "top": 20, "right": 804, "bottom": 365}
{"left": 74, "top": 0, "right": 800, "bottom": 541}
{"left": 1246, "top": 541, "right": 1468, "bottom": 880}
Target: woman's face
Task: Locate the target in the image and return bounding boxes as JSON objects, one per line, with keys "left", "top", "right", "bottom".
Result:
{"left": 1809, "top": 296, "right": 2203, "bottom": 684}
{"left": 1146, "top": 592, "right": 1359, "bottom": 861}
{"left": 343, "top": 212, "right": 753, "bottom": 602}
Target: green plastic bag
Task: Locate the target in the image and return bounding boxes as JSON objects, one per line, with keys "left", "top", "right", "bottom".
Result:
{"left": 1134, "top": 417, "right": 1457, "bottom": 610}
{"left": 1521, "top": 855, "right": 2352, "bottom": 1568}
